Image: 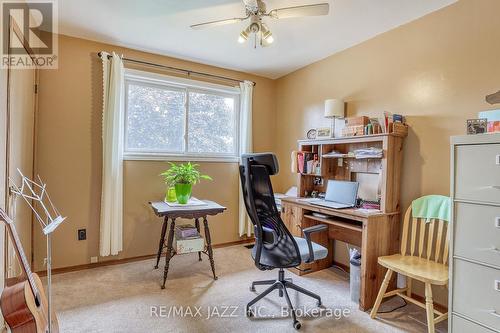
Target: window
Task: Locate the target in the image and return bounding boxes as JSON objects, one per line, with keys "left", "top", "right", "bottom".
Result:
{"left": 124, "top": 70, "right": 240, "bottom": 161}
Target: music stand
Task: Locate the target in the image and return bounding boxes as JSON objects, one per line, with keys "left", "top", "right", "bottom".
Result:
{"left": 10, "top": 169, "right": 65, "bottom": 333}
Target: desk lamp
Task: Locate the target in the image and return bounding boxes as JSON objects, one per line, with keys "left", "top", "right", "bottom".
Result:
{"left": 324, "top": 99, "right": 345, "bottom": 138}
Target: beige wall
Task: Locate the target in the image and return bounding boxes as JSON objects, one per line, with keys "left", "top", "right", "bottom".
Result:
{"left": 274, "top": 0, "right": 500, "bottom": 303}
{"left": 34, "top": 0, "right": 500, "bottom": 305}
{"left": 35, "top": 34, "right": 276, "bottom": 271}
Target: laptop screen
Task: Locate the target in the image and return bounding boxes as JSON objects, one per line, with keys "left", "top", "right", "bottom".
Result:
{"left": 324, "top": 180, "right": 359, "bottom": 205}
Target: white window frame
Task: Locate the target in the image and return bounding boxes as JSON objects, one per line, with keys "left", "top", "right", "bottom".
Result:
{"left": 123, "top": 69, "right": 241, "bottom": 162}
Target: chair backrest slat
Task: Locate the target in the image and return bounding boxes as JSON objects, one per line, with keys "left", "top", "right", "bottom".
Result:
{"left": 400, "top": 206, "right": 411, "bottom": 255}
{"left": 435, "top": 219, "right": 444, "bottom": 262}
{"left": 410, "top": 217, "right": 418, "bottom": 256}
{"left": 426, "top": 220, "right": 435, "bottom": 260}
{"left": 401, "top": 197, "right": 451, "bottom": 264}
{"left": 418, "top": 218, "right": 426, "bottom": 257}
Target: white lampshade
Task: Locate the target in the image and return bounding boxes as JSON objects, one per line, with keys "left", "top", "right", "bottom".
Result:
{"left": 324, "top": 99, "right": 345, "bottom": 118}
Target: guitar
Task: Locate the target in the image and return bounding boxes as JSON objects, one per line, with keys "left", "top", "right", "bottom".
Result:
{"left": 0, "top": 209, "right": 59, "bottom": 333}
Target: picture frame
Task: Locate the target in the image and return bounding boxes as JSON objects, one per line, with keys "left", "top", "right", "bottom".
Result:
{"left": 316, "top": 127, "right": 331, "bottom": 139}
{"left": 466, "top": 118, "right": 488, "bottom": 135}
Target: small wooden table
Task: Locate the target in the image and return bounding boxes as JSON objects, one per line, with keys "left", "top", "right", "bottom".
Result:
{"left": 150, "top": 200, "right": 226, "bottom": 289}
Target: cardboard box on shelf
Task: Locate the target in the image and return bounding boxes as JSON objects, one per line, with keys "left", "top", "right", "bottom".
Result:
{"left": 346, "top": 116, "right": 370, "bottom": 126}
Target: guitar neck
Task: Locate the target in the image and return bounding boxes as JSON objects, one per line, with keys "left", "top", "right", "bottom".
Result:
{"left": 0, "top": 209, "right": 39, "bottom": 297}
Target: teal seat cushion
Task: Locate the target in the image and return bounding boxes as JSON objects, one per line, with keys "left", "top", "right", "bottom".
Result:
{"left": 293, "top": 237, "right": 328, "bottom": 262}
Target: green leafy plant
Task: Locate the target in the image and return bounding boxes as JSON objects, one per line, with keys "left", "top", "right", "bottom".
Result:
{"left": 161, "top": 162, "right": 212, "bottom": 186}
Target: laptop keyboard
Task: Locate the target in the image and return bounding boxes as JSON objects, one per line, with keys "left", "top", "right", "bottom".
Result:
{"left": 310, "top": 200, "right": 350, "bottom": 209}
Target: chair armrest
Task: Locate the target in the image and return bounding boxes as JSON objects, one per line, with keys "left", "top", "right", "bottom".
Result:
{"left": 302, "top": 224, "right": 328, "bottom": 263}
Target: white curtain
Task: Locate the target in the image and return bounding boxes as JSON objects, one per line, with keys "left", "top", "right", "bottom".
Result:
{"left": 238, "top": 81, "right": 253, "bottom": 237}
{"left": 99, "top": 52, "right": 124, "bottom": 256}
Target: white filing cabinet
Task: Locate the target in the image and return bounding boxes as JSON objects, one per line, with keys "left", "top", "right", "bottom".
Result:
{"left": 450, "top": 133, "right": 500, "bottom": 333}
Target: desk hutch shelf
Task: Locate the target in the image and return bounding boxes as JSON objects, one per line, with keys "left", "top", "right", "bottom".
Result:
{"left": 297, "top": 131, "right": 407, "bottom": 213}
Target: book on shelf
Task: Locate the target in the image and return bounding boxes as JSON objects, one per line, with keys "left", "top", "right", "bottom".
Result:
{"left": 323, "top": 151, "right": 347, "bottom": 158}
{"left": 296, "top": 151, "right": 318, "bottom": 174}
{"left": 175, "top": 224, "right": 200, "bottom": 239}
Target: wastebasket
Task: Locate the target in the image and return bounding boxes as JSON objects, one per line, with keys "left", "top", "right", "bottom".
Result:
{"left": 349, "top": 247, "right": 361, "bottom": 303}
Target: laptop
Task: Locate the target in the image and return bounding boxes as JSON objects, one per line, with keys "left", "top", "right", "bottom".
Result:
{"left": 309, "top": 180, "right": 359, "bottom": 209}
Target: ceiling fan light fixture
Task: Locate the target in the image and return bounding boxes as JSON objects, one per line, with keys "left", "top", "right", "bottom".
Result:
{"left": 260, "top": 23, "right": 273, "bottom": 44}
{"left": 238, "top": 29, "right": 249, "bottom": 43}
{"left": 264, "top": 33, "right": 274, "bottom": 44}
{"left": 192, "top": 1, "right": 330, "bottom": 48}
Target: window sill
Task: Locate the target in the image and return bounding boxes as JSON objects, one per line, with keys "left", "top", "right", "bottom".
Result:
{"left": 123, "top": 153, "right": 240, "bottom": 163}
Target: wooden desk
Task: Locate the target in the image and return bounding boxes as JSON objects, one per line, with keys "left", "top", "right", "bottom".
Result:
{"left": 281, "top": 197, "right": 400, "bottom": 311}
{"left": 150, "top": 200, "right": 226, "bottom": 289}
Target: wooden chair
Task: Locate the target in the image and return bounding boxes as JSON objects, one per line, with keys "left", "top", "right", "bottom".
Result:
{"left": 369, "top": 198, "right": 450, "bottom": 333}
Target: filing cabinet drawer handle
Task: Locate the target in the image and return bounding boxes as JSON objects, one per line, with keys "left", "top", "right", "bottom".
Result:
{"left": 495, "top": 280, "right": 500, "bottom": 292}
{"left": 489, "top": 310, "right": 500, "bottom": 319}
{"left": 487, "top": 185, "right": 500, "bottom": 190}
{"left": 496, "top": 217, "right": 500, "bottom": 228}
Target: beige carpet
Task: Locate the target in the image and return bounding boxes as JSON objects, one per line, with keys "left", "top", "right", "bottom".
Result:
{"left": 51, "top": 245, "right": 448, "bottom": 333}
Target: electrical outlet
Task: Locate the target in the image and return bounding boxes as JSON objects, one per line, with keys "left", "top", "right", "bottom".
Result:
{"left": 90, "top": 256, "right": 98, "bottom": 264}
{"left": 78, "top": 229, "right": 86, "bottom": 240}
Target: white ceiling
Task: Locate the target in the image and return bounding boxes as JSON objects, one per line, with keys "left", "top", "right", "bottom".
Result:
{"left": 58, "top": 0, "right": 457, "bottom": 79}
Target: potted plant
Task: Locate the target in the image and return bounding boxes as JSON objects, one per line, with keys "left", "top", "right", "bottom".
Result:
{"left": 161, "top": 162, "right": 212, "bottom": 204}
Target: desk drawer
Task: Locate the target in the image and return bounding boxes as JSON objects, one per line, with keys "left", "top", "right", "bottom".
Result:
{"left": 455, "top": 144, "right": 500, "bottom": 204}
{"left": 454, "top": 202, "right": 500, "bottom": 267}
{"left": 452, "top": 315, "right": 497, "bottom": 333}
{"left": 452, "top": 259, "right": 500, "bottom": 329}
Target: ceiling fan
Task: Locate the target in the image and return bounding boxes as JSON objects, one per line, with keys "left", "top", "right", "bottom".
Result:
{"left": 190, "top": 0, "right": 330, "bottom": 47}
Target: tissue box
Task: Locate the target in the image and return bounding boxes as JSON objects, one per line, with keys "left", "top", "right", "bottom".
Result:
{"left": 173, "top": 235, "right": 204, "bottom": 254}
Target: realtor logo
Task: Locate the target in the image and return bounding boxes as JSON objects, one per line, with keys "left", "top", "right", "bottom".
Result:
{"left": 1, "top": 0, "right": 58, "bottom": 69}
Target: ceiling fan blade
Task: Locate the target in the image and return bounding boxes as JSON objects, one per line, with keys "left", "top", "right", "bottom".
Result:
{"left": 268, "top": 3, "right": 329, "bottom": 19}
{"left": 190, "top": 17, "right": 247, "bottom": 30}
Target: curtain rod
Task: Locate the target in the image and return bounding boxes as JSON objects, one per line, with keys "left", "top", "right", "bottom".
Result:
{"left": 97, "top": 52, "right": 256, "bottom": 87}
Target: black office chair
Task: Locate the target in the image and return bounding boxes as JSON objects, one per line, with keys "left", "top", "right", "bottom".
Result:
{"left": 239, "top": 153, "right": 328, "bottom": 330}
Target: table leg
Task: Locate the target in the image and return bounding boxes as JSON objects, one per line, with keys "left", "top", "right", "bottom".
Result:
{"left": 154, "top": 217, "right": 168, "bottom": 269}
{"left": 203, "top": 217, "right": 217, "bottom": 280}
{"left": 195, "top": 218, "right": 202, "bottom": 261}
{"left": 162, "top": 218, "right": 176, "bottom": 289}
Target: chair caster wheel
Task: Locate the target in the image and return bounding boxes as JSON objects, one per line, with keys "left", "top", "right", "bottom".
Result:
{"left": 293, "top": 321, "right": 301, "bottom": 330}
{"left": 250, "top": 286, "right": 255, "bottom": 292}
{"left": 246, "top": 308, "right": 254, "bottom": 317}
